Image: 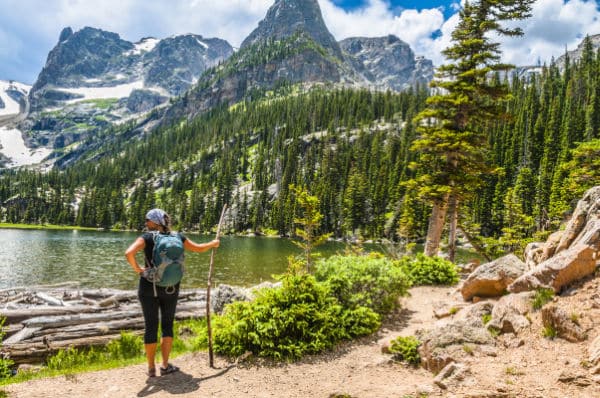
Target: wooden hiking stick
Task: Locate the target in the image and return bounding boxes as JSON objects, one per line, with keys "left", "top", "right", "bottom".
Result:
{"left": 206, "top": 204, "right": 227, "bottom": 368}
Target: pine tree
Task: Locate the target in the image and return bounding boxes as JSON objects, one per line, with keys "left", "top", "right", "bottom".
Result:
{"left": 411, "top": 0, "right": 534, "bottom": 259}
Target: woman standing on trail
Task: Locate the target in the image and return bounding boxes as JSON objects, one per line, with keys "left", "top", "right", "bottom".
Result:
{"left": 125, "top": 208, "right": 220, "bottom": 377}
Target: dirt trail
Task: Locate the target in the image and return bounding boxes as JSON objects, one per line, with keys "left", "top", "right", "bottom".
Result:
{"left": 5, "top": 283, "right": 600, "bottom": 397}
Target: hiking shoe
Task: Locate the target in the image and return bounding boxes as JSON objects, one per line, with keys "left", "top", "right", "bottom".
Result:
{"left": 147, "top": 367, "right": 157, "bottom": 377}
{"left": 160, "top": 364, "right": 179, "bottom": 375}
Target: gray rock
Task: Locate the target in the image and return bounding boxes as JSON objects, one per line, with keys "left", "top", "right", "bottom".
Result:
{"left": 340, "top": 35, "right": 433, "bottom": 91}
{"left": 211, "top": 284, "right": 251, "bottom": 313}
{"left": 126, "top": 89, "right": 168, "bottom": 113}
{"left": 433, "top": 362, "right": 470, "bottom": 389}
{"left": 487, "top": 292, "right": 533, "bottom": 335}
{"left": 418, "top": 321, "right": 495, "bottom": 373}
{"left": 241, "top": 0, "right": 343, "bottom": 59}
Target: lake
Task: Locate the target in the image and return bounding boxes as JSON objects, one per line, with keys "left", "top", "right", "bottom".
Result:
{"left": 0, "top": 229, "right": 362, "bottom": 290}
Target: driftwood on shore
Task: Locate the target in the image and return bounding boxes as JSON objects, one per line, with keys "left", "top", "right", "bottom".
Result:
{"left": 0, "top": 285, "right": 208, "bottom": 365}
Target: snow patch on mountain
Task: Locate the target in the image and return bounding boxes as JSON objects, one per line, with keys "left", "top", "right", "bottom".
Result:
{"left": 195, "top": 38, "right": 208, "bottom": 49}
{"left": 59, "top": 81, "right": 145, "bottom": 103}
{"left": 0, "top": 127, "right": 51, "bottom": 168}
{"left": 125, "top": 37, "right": 160, "bottom": 56}
{"left": 0, "top": 81, "right": 30, "bottom": 117}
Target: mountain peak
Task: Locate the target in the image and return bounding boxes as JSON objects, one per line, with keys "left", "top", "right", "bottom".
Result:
{"left": 59, "top": 27, "right": 73, "bottom": 42}
{"left": 241, "top": 0, "right": 342, "bottom": 58}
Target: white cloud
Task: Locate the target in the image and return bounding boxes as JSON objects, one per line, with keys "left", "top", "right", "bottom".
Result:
{"left": 499, "top": 0, "right": 600, "bottom": 66}
{"left": 1, "top": 0, "right": 600, "bottom": 83}
{"left": 320, "top": 0, "right": 448, "bottom": 64}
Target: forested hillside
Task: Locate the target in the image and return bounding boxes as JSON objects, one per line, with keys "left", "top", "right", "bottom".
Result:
{"left": 2, "top": 37, "right": 600, "bottom": 247}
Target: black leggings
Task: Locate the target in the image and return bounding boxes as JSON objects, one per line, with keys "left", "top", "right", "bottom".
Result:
{"left": 138, "top": 289, "right": 179, "bottom": 344}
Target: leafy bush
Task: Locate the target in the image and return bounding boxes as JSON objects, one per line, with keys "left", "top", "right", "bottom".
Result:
{"left": 532, "top": 288, "right": 554, "bottom": 310}
{"left": 314, "top": 254, "right": 411, "bottom": 315}
{"left": 214, "top": 272, "right": 380, "bottom": 359}
{"left": 389, "top": 335, "right": 421, "bottom": 365}
{"left": 106, "top": 332, "right": 143, "bottom": 360}
{"left": 396, "top": 253, "right": 459, "bottom": 286}
{"left": 174, "top": 319, "right": 208, "bottom": 353}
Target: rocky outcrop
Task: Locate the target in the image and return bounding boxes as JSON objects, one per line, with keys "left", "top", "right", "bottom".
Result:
{"left": 21, "top": 26, "right": 234, "bottom": 156}
{"left": 125, "top": 89, "right": 168, "bottom": 113}
{"left": 340, "top": 35, "right": 433, "bottom": 91}
{"left": 460, "top": 254, "right": 527, "bottom": 301}
{"left": 241, "top": 0, "right": 343, "bottom": 59}
{"left": 508, "top": 244, "right": 596, "bottom": 293}
{"left": 524, "top": 186, "right": 600, "bottom": 269}
{"left": 417, "top": 303, "right": 495, "bottom": 373}
{"left": 507, "top": 187, "right": 600, "bottom": 294}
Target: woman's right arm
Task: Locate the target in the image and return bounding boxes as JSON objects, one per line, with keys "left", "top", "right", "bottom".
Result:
{"left": 125, "top": 237, "right": 146, "bottom": 275}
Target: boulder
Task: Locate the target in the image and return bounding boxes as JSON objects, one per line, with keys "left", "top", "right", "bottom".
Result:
{"left": 460, "top": 254, "right": 527, "bottom": 301}
{"left": 542, "top": 305, "right": 587, "bottom": 342}
{"left": 486, "top": 292, "right": 533, "bottom": 335}
{"left": 211, "top": 284, "right": 250, "bottom": 313}
{"left": 508, "top": 244, "right": 597, "bottom": 293}
{"left": 417, "top": 321, "right": 495, "bottom": 373}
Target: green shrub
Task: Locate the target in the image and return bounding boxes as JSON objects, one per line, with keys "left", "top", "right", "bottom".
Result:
{"left": 396, "top": 254, "right": 459, "bottom": 286}
{"left": 174, "top": 319, "right": 208, "bottom": 353}
{"left": 314, "top": 254, "right": 411, "bottom": 315}
{"left": 532, "top": 288, "right": 554, "bottom": 310}
{"left": 542, "top": 325, "right": 557, "bottom": 339}
{"left": 389, "top": 335, "right": 421, "bottom": 365}
{"left": 214, "top": 272, "right": 380, "bottom": 359}
{"left": 482, "top": 314, "right": 492, "bottom": 325}
{"left": 106, "top": 332, "right": 143, "bottom": 360}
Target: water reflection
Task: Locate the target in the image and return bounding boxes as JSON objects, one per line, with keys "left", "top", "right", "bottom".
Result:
{"left": 0, "top": 229, "right": 357, "bottom": 290}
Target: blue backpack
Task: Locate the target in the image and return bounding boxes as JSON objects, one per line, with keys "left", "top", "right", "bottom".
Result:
{"left": 145, "top": 232, "right": 185, "bottom": 293}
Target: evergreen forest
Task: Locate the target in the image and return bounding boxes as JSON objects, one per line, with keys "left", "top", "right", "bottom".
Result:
{"left": 2, "top": 36, "right": 600, "bottom": 254}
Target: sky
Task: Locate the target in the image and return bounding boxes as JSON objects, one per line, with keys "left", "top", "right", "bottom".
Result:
{"left": 1, "top": 0, "right": 600, "bottom": 84}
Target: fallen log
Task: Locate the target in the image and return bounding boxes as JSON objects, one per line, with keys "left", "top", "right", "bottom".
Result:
{"left": 2, "top": 332, "right": 144, "bottom": 365}
{"left": 23, "top": 310, "right": 140, "bottom": 329}
{"left": 29, "top": 317, "right": 147, "bottom": 340}
{"left": 36, "top": 292, "right": 65, "bottom": 307}
{"left": 97, "top": 292, "right": 137, "bottom": 308}
{"left": 1, "top": 305, "right": 102, "bottom": 324}
{"left": 3, "top": 326, "right": 42, "bottom": 345}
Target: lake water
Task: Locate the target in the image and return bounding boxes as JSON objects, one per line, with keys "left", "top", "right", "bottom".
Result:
{"left": 0, "top": 229, "right": 359, "bottom": 290}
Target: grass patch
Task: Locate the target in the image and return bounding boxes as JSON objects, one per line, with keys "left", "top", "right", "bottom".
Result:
{"left": 0, "top": 223, "right": 100, "bottom": 231}
{"left": 482, "top": 314, "right": 492, "bottom": 325}
{"left": 1, "top": 321, "right": 210, "bottom": 386}
{"left": 542, "top": 325, "right": 557, "bottom": 339}
{"left": 532, "top": 288, "right": 554, "bottom": 310}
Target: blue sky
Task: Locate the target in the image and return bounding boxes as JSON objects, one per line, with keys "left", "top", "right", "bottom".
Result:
{"left": 1, "top": 0, "right": 600, "bottom": 84}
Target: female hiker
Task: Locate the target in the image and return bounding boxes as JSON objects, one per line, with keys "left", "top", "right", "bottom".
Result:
{"left": 125, "top": 208, "right": 220, "bottom": 377}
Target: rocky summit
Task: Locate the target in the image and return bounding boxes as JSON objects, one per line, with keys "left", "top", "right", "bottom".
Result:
{"left": 340, "top": 35, "right": 434, "bottom": 91}
{"left": 19, "top": 26, "right": 233, "bottom": 154}
{"left": 4, "top": 0, "right": 434, "bottom": 169}
{"left": 241, "top": 0, "right": 343, "bottom": 59}
{"left": 159, "top": 0, "right": 433, "bottom": 126}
